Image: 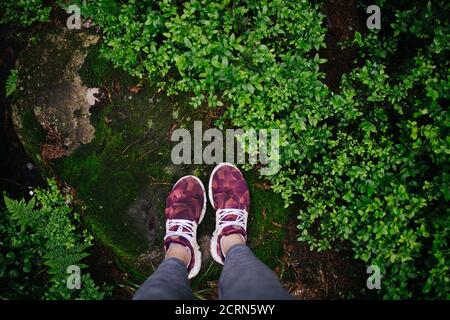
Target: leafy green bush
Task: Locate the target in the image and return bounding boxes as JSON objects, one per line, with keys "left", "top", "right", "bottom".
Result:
{"left": 0, "top": 0, "right": 51, "bottom": 26}
{"left": 292, "top": 1, "right": 449, "bottom": 299}
{"left": 77, "top": 0, "right": 326, "bottom": 110}
{"left": 1, "top": 180, "right": 110, "bottom": 299}
{"left": 311, "top": 1, "right": 447, "bottom": 299}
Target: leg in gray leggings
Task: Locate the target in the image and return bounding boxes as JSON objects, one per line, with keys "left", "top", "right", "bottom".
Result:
{"left": 133, "top": 245, "right": 292, "bottom": 300}
{"left": 219, "top": 244, "right": 292, "bottom": 300}
{"left": 133, "top": 257, "right": 193, "bottom": 300}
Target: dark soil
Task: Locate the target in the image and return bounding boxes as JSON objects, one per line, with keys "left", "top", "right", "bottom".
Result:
{"left": 85, "top": 243, "right": 134, "bottom": 299}
{"left": 280, "top": 224, "right": 367, "bottom": 299}
{"left": 319, "top": 0, "right": 365, "bottom": 90}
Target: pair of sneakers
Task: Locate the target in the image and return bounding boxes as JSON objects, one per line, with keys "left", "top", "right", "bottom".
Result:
{"left": 164, "top": 163, "right": 250, "bottom": 278}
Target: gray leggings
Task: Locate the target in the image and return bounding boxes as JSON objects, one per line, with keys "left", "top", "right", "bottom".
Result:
{"left": 133, "top": 244, "right": 292, "bottom": 300}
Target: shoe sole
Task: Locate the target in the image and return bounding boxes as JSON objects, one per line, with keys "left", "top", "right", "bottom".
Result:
{"left": 208, "top": 162, "right": 242, "bottom": 265}
{"left": 172, "top": 175, "right": 206, "bottom": 278}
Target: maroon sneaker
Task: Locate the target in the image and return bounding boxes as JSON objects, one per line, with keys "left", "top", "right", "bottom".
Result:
{"left": 208, "top": 163, "right": 250, "bottom": 264}
{"left": 164, "top": 175, "right": 206, "bottom": 278}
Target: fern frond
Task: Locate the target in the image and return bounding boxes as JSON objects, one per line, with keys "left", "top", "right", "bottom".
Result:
{"left": 43, "top": 243, "right": 91, "bottom": 275}
{"left": 5, "top": 68, "right": 18, "bottom": 97}
{"left": 3, "top": 195, "right": 35, "bottom": 231}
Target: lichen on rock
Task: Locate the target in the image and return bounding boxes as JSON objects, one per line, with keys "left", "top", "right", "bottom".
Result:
{"left": 12, "top": 28, "right": 100, "bottom": 160}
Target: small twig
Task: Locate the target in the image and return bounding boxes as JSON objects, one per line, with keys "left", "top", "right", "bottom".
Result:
{"left": 136, "top": 149, "right": 153, "bottom": 162}
{"left": 148, "top": 176, "right": 171, "bottom": 185}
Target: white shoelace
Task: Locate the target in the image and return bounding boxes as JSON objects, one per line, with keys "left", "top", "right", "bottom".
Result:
{"left": 165, "top": 219, "right": 197, "bottom": 243}
{"left": 216, "top": 208, "right": 248, "bottom": 232}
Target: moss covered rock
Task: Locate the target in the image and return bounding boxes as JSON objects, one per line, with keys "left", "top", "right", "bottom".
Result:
{"left": 12, "top": 28, "right": 291, "bottom": 290}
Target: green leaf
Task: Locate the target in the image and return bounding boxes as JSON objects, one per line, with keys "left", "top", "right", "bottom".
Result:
{"left": 5, "top": 69, "right": 18, "bottom": 97}
{"left": 221, "top": 56, "right": 229, "bottom": 67}
{"left": 354, "top": 31, "right": 363, "bottom": 46}
{"left": 361, "top": 121, "right": 377, "bottom": 133}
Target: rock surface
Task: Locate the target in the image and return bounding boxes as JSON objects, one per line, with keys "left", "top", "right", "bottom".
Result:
{"left": 12, "top": 30, "right": 100, "bottom": 161}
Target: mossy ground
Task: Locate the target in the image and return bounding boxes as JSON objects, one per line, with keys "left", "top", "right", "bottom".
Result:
{"left": 16, "top": 38, "right": 292, "bottom": 297}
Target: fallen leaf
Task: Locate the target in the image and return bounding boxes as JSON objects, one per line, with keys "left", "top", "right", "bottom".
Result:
{"left": 254, "top": 181, "right": 272, "bottom": 190}
{"left": 167, "top": 123, "right": 177, "bottom": 138}
{"left": 129, "top": 85, "right": 142, "bottom": 93}
{"left": 102, "top": 85, "right": 112, "bottom": 103}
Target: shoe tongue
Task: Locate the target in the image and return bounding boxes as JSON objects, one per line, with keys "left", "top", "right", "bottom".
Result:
{"left": 167, "top": 214, "right": 192, "bottom": 234}
{"left": 219, "top": 210, "right": 246, "bottom": 235}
